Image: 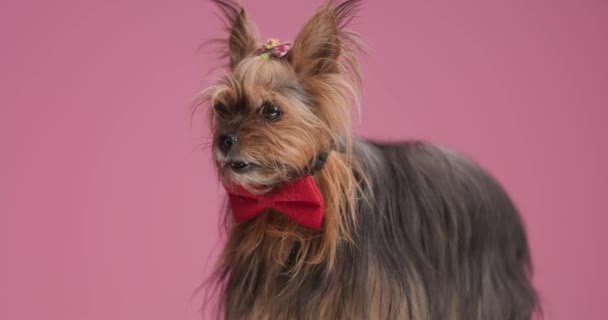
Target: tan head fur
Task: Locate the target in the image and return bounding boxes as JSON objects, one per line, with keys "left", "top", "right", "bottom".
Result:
{"left": 204, "top": 0, "right": 363, "bottom": 192}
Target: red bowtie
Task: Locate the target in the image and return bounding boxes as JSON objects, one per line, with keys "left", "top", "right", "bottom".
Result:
{"left": 224, "top": 176, "right": 325, "bottom": 229}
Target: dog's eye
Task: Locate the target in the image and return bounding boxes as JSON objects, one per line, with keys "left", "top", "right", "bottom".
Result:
{"left": 213, "top": 102, "right": 229, "bottom": 118}
{"left": 261, "top": 103, "right": 282, "bottom": 121}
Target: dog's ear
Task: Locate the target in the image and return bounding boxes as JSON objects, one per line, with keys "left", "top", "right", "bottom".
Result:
{"left": 212, "top": 0, "right": 259, "bottom": 69}
{"left": 289, "top": 0, "right": 362, "bottom": 77}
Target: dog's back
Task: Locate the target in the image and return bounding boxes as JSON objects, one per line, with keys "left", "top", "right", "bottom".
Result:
{"left": 351, "top": 140, "right": 538, "bottom": 319}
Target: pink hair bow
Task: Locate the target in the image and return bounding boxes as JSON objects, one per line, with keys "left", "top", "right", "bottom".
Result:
{"left": 256, "top": 39, "right": 293, "bottom": 59}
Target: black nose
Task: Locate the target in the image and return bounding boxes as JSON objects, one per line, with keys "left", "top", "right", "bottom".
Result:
{"left": 218, "top": 134, "right": 236, "bottom": 153}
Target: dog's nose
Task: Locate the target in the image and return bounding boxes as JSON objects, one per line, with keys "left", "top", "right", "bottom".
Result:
{"left": 218, "top": 134, "right": 237, "bottom": 153}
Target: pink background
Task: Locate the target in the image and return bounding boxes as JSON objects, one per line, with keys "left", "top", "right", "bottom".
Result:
{"left": 1, "top": 0, "right": 606, "bottom": 319}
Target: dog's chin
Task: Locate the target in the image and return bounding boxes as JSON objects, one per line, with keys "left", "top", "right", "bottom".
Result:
{"left": 217, "top": 160, "right": 286, "bottom": 193}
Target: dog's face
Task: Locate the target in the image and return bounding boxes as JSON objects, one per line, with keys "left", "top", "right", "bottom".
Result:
{"left": 210, "top": 58, "right": 331, "bottom": 190}
{"left": 206, "top": 0, "right": 361, "bottom": 191}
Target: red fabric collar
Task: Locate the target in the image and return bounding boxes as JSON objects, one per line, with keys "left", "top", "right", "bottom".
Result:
{"left": 224, "top": 176, "right": 325, "bottom": 229}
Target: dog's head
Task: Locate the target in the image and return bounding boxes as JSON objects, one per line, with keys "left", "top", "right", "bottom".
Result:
{"left": 205, "top": 0, "right": 362, "bottom": 191}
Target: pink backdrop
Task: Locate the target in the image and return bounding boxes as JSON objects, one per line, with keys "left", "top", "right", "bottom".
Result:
{"left": 1, "top": 0, "right": 606, "bottom": 319}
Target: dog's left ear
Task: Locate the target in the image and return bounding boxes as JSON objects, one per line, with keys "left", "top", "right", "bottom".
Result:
{"left": 289, "top": 0, "right": 362, "bottom": 77}
{"left": 212, "top": 0, "right": 259, "bottom": 69}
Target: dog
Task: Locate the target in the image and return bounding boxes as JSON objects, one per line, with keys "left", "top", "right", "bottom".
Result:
{"left": 200, "top": 0, "right": 539, "bottom": 319}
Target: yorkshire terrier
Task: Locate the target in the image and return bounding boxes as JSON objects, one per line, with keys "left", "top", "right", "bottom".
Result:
{"left": 200, "top": 0, "right": 538, "bottom": 319}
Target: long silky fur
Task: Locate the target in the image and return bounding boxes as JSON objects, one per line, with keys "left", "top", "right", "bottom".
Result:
{"left": 202, "top": 1, "right": 539, "bottom": 319}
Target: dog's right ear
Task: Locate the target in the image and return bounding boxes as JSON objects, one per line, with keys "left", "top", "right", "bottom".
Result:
{"left": 289, "top": 0, "right": 362, "bottom": 78}
{"left": 212, "top": 0, "right": 259, "bottom": 69}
